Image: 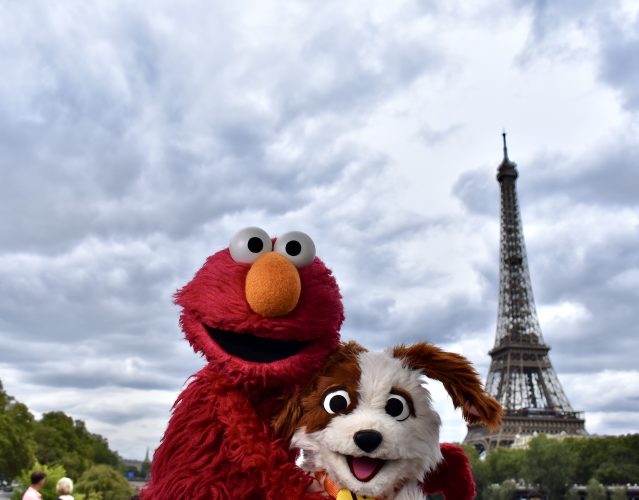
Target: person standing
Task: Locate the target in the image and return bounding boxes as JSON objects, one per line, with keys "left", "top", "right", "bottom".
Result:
{"left": 55, "top": 477, "right": 74, "bottom": 500}
{"left": 22, "top": 471, "right": 46, "bottom": 500}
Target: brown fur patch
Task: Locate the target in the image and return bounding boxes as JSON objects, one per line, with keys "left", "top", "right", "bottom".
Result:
{"left": 393, "top": 343, "right": 503, "bottom": 430}
{"left": 272, "top": 341, "right": 366, "bottom": 440}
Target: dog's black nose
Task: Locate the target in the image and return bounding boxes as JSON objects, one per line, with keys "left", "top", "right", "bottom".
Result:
{"left": 353, "top": 430, "right": 383, "bottom": 453}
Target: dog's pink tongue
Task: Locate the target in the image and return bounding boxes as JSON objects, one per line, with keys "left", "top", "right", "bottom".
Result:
{"left": 351, "top": 456, "right": 380, "bottom": 481}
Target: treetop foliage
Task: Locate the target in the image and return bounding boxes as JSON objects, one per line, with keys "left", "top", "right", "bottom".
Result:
{"left": 0, "top": 380, "right": 122, "bottom": 483}
{"left": 76, "top": 464, "right": 134, "bottom": 500}
{"left": 0, "top": 381, "right": 36, "bottom": 480}
{"left": 464, "top": 433, "right": 639, "bottom": 500}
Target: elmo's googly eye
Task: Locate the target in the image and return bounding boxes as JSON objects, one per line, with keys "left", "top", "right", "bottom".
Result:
{"left": 385, "top": 393, "right": 411, "bottom": 421}
{"left": 274, "top": 231, "right": 316, "bottom": 267}
{"left": 229, "top": 227, "right": 272, "bottom": 263}
{"left": 322, "top": 388, "right": 351, "bottom": 414}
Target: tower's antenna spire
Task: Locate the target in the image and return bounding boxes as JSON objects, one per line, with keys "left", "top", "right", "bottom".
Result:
{"left": 502, "top": 129, "right": 509, "bottom": 160}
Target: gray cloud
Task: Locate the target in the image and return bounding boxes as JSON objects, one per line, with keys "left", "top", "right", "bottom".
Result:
{"left": 511, "top": 0, "right": 639, "bottom": 118}
{"left": 0, "top": 2, "right": 442, "bottom": 255}
{"left": 510, "top": 0, "right": 620, "bottom": 63}
{"left": 452, "top": 166, "right": 500, "bottom": 217}
{"left": 1, "top": 0, "right": 637, "bottom": 458}
{"left": 598, "top": 15, "right": 639, "bottom": 113}
{"left": 417, "top": 123, "right": 464, "bottom": 146}
{"left": 513, "top": 0, "right": 611, "bottom": 39}
{"left": 0, "top": 1, "right": 451, "bottom": 456}
{"left": 454, "top": 140, "right": 639, "bottom": 216}
{"left": 530, "top": 228, "right": 639, "bottom": 373}
{"left": 454, "top": 139, "right": 639, "bottom": 378}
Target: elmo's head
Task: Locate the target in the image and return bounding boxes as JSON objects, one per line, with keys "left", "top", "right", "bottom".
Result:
{"left": 176, "top": 227, "right": 344, "bottom": 387}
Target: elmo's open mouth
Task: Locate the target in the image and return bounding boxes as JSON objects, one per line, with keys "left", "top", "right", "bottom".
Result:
{"left": 205, "top": 325, "right": 309, "bottom": 363}
{"left": 346, "top": 455, "right": 386, "bottom": 482}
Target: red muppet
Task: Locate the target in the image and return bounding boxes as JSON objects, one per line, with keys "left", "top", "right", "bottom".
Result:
{"left": 143, "top": 227, "right": 479, "bottom": 499}
{"left": 144, "top": 227, "right": 344, "bottom": 499}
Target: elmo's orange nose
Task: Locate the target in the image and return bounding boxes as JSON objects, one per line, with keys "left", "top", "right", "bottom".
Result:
{"left": 245, "top": 252, "right": 301, "bottom": 317}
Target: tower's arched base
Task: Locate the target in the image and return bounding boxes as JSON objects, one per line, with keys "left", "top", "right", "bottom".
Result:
{"left": 464, "top": 409, "right": 587, "bottom": 450}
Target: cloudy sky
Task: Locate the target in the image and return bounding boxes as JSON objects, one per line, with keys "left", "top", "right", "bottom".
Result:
{"left": 1, "top": 0, "right": 638, "bottom": 460}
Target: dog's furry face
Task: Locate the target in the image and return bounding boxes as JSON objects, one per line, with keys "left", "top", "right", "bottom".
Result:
{"left": 291, "top": 350, "right": 443, "bottom": 498}
{"left": 273, "top": 341, "right": 503, "bottom": 498}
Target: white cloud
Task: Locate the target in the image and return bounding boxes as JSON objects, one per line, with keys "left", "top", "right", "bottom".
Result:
{"left": 538, "top": 301, "right": 591, "bottom": 340}
{"left": 0, "top": 0, "right": 637, "bottom": 460}
{"left": 563, "top": 371, "right": 639, "bottom": 413}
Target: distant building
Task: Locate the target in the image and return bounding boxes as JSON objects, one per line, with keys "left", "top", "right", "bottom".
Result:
{"left": 123, "top": 448, "right": 151, "bottom": 481}
{"left": 464, "top": 134, "right": 586, "bottom": 451}
{"left": 122, "top": 458, "right": 143, "bottom": 472}
{"left": 510, "top": 430, "right": 587, "bottom": 449}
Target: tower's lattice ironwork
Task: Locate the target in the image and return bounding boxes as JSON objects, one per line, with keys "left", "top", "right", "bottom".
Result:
{"left": 464, "top": 135, "right": 586, "bottom": 451}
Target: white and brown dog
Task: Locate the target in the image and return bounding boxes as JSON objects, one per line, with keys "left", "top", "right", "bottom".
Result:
{"left": 273, "top": 342, "right": 502, "bottom": 500}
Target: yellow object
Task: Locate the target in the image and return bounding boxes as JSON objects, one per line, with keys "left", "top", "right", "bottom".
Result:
{"left": 336, "top": 488, "right": 374, "bottom": 500}
{"left": 336, "top": 489, "right": 355, "bottom": 500}
{"left": 245, "top": 252, "right": 301, "bottom": 317}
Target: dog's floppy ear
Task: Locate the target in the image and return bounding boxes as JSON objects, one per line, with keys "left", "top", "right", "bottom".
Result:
{"left": 272, "top": 387, "right": 305, "bottom": 442}
{"left": 272, "top": 341, "right": 366, "bottom": 441}
{"left": 393, "top": 342, "right": 502, "bottom": 430}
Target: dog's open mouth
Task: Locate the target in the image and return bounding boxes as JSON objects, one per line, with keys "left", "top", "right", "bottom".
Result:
{"left": 205, "top": 325, "right": 309, "bottom": 363}
{"left": 346, "top": 456, "right": 386, "bottom": 482}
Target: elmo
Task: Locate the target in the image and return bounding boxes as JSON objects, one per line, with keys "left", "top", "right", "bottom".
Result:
{"left": 143, "top": 227, "right": 344, "bottom": 499}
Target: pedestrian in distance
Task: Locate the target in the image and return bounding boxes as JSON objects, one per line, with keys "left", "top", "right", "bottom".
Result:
{"left": 55, "top": 477, "right": 74, "bottom": 500}
{"left": 22, "top": 471, "right": 45, "bottom": 500}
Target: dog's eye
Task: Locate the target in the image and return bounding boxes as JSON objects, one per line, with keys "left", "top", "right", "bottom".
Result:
{"left": 322, "top": 389, "right": 351, "bottom": 414}
{"left": 385, "top": 394, "right": 410, "bottom": 421}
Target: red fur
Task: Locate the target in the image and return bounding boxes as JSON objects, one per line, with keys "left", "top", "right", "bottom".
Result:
{"left": 143, "top": 366, "right": 328, "bottom": 499}
{"left": 423, "top": 443, "right": 476, "bottom": 500}
{"left": 176, "top": 249, "right": 344, "bottom": 387}
{"left": 143, "top": 244, "right": 344, "bottom": 499}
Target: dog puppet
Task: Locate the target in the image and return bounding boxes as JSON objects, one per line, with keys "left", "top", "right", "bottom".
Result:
{"left": 273, "top": 341, "right": 502, "bottom": 499}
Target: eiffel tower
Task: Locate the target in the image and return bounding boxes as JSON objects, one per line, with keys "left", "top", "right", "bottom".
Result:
{"left": 464, "top": 134, "right": 586, "bottom": 451}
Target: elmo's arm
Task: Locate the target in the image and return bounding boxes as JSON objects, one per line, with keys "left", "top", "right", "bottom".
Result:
{"left": 143, "top": 368, "right": 325, "bottom": 500}
{"left": 421, "top": 443, "right": 476, "bottom": 500}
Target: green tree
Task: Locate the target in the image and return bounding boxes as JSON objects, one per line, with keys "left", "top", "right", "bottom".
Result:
{"left": 485, "top": 447, "right": 525, "bottom": 484}
{"left": 483, "top": 483, "right": 502, "bottom": 500}
{"left": 564, "top": 437, "right": 604, "bottom": 485}
{"left": 34, "top": 412, "right": 122, "bottom": 478}
{"left": 0, "top": 380, "right": 36, "bottom": 480}
{"left": 498, "top": 479, "right": 516, "bottom": 500}
{"left": 564, "top": 434, "right": 639, "bottom": 485}
{"left": 462, "top": 445, "right": 489, "bottom": 498}
{"left": 610, "top": 487, "right": 628, "bottom": 500}
{"left": 585, "top": 478, "right": 606, "bottom": 500}
{"left": 75, "top": 464, "right": 133, "bottom": 500}
{"left": 522, "top": 435, "right": 574, "bottom": 499}
{"left": 464, "top": 445, "right": 525, "bottom": 500}
{"left": 90, "top": 434, "right": 121, "bottom": 470}
{"left": 34, "top": 412, "right": 92, "bottom": 478}
{"left": 565, "top": 486, "right": 580, "bottom": 500}
{"left": 11, "top": 461, "right": 67, "bottom": 500}
{"left": 468, "top": 435, "right": 639, "bottom": 498}
{"left": 595, "top": 461, "right": 639, "bottom": 484}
